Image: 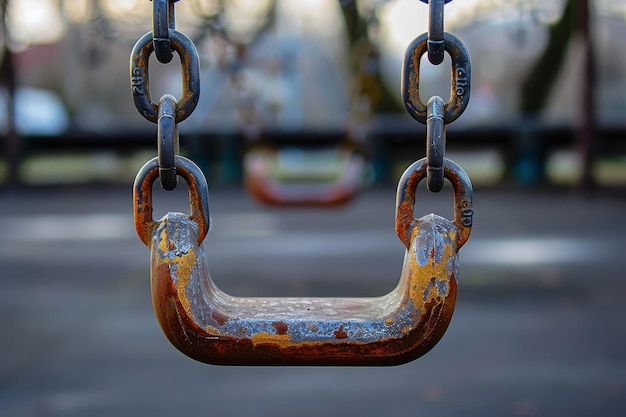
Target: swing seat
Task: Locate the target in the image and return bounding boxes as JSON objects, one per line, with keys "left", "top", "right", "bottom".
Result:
{"left": 134, "top": 156, "right": 472, "bottom": 366}
{"left": 243, "top": 145, "right": 365, "bottom": 207}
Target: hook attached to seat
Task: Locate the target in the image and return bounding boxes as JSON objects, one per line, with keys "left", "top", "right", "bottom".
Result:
{"left": 133, "top": 156, "right": 472, "bottom": 366}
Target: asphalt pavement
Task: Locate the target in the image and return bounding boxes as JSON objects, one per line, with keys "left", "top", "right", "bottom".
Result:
{"left": 0, "top": 183, "right": 625, "bottom": 417}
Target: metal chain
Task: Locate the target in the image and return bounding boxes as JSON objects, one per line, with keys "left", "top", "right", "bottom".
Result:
{"left": 130, "top": 0, "right": 200, "bottom": 190}
{"left": 403, "top": 0, "right": 471, "bottom": 192}
{"left": 129, "top": 0, "right": 467, "bottom": 193}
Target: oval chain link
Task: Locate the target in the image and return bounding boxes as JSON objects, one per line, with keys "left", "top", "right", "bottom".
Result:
{"left": 130, "top": 30, "right": 200, "bottom": 124}
{"left": 402, "top": 32, "right": 471, "bottom": 125}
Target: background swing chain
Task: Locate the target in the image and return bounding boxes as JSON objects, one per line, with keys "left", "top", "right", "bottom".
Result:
{"left": 131, "top": 0, "right": 200, "bottom": 190}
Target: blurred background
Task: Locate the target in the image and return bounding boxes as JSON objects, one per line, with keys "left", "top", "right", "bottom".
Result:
{"left": 1, "top": 0, "right": 625, "bottom": 416}
{"left": 1, "top": 0, "right": 626, "bottom": 187}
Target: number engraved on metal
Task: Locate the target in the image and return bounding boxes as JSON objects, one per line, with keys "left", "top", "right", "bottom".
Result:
{"left": 131, "top": 67, "right": 144, "bottom": 95}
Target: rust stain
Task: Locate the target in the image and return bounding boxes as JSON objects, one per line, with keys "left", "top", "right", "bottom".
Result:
{"left": 334, "top": 325, "right": 348, "bottom": 340}
{"left": 422, "top": 277, "right": 441, "bottom": 302}
{"left": 272, "top": 321, "right": 289, "bottom": 335}
{"left": 308, "top": 323, "right": 319, "bottom": 332}
{"left": 250, "top": 331, "right": 292, "bottom": 347}
{"left": 450, "top": 229, "right": 459, "bottom": 248}
{"left": 168, "top": 236, "right": 196, "bottom": 315}
{"left": 406, "top": 227, "right": 456, "bottom": 312}
{"left": 212, "top": 311, "right": 229, "bottom": 326}
{"left": 134, "top": 164, "right": 159, "bottom": 247}
{"left": 385, "top": 318, "right": 395, "bottom": 326}
{"left": 396, "top": 200, "right": 414, "bottom": 246}
{"left": 157, "top": 228, "right": 170, "bottom": 255}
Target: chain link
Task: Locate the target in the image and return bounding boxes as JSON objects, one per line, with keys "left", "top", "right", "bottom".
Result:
{"left": 427, "top": 0, "right": 445, "bottom": 65}
{"left": 131, "top": 0, "right": 200, "bottom": 190}
{"left": 426, "top": 96, "right": 445, "bottom": 192}
{"left": 151, "top": 0, "right": 179, "bottom": 64}
{"left": 402, "top": 32, "right": 471, "bottom": 125}
{"left": 130, "top": 30, "right": 200, "bottom": 124}
{"left": 402, "top": 0, "right": 470, "bottom": 193}
{"left": 157, "top": 94, "right": 179, "bottom": 190}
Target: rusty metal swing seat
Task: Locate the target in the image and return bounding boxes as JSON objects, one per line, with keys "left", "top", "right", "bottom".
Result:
{"left": 133, "top": 155, "right": 472, "bottom": 366}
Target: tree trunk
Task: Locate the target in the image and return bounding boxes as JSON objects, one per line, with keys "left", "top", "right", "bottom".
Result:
{"left": 339, "top": 2, "right": 400, "bottom": 114}
{"left": 1, "top": 0, "right": 21, "bottom": 186}
{"left": 518, "top": 0, "right": 596, "bottom": 189}
{"left": 520, "top": 0, "right": 578, "bottom": 114}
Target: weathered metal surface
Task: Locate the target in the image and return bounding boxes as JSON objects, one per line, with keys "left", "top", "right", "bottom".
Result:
{"left": 133, "top": 155, "right": 472, "bottom": 366}
{"left": 151, "top": 0, "right": 178, "bottom": 64}
{"left": 426, "top": 96, "right": 446, "bottom": 192}
{"left": 134, "top": 156, "right": 210, "bottom": 247}
{"left": 402, "top": 32, "right": 471, "bottom": 125}
{"left": 396, "top": 158, "right": 473, "bottom": 250}
{"left": 130, "top": 30, "right": 200, "bottom": 124}
{"left": 427, "top": 0, "right": 445, "bottom": 65}
{"left": 157, "top": 94, "right": 179, "bottom": 190}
